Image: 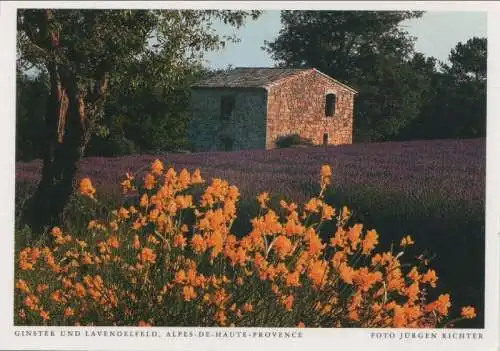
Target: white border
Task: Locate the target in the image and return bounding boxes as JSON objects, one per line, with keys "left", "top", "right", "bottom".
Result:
{"left": 1, "top": 2, "right": 499, "bottom": 351}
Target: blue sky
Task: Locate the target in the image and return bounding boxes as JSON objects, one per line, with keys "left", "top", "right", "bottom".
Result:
{"left": 203, "top": 11, "right": 487, "bottom": 69}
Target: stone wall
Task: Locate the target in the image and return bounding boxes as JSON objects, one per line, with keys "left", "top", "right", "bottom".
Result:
{"left": 188, "top": 88, "right": 267, "bottom": 152}
{"left": 265, "top": 70, "right": 355, "bottom": 149}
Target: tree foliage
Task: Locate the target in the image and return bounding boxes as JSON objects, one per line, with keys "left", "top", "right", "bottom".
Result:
{"left": 16, "top": 70, "right": 49, "bottom": 161}
{"left": 17, "top": 9, "right": 261, "bottom": 233}
{"left": 264, "top": 11, "right": 486, "bottom": 142}
{"left": 398, "top": 37, "right": 487, "bottom": 140}
{"left": 264, "top": 11, "right": 432, "bottom": 141}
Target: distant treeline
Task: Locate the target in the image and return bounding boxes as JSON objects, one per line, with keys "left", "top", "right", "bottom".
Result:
{"left": 16, "top": 11, "right": 486, "bottom": 161}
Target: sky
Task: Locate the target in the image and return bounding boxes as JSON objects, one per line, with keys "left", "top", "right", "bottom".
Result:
{"left": 203, "top": 11, "right": 487, "bottom": 69}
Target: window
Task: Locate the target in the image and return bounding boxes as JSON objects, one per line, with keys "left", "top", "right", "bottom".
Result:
{"left": 220, "top": 95, "right": 235, "bottom": 120}
{"left": 323, "top": 133, "right": 329, "bottom": 145}
{"left": 325, "top": 93, "right": 336, "bottom": 117}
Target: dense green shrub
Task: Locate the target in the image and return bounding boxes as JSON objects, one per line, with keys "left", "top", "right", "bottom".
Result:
{"left": 275, "top": 134, "right": 314, "bottom": 148}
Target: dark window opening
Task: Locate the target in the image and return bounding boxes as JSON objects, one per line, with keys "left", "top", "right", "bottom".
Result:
{"left": 323, "top": 133, "right": 329, "bottom": 145}
{"left": 221, "top": 95, "right": 235, "bottom": 120}
{"left": 325, "top": 93, "right": 336, "bottom": 117}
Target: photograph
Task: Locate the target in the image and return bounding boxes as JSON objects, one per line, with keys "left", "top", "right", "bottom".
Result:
{"left": 1, "top": 1, "right": 499, "bottom": 350}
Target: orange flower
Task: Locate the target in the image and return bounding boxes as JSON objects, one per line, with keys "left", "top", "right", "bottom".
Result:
{"left": 147, "top": 234, "right": 160, "bottom": 245}
{"left": 151, "top": 159, "right": 164, "bottom": 175}
{"left": 213, "top": 289, "right": 229, "bottom": 307}
{"left": 138, "top": 248, "right": 157, "bottom": 264}
{"left": 400, "top": 235, "right": 415, "bottom": 247}
{"left": 62, "top": 277, "right": 73, "bottom": 289}
{"left": 23, "top": 294, "right": 39, "bottom": 310}
{"left": 263, "top": 210, "right": 282, "bottom": 233}
{"left": 138, "top": 320, "right": 152, "bottom": 327}
{"left": 272, "top": 235, "right": 293, "bottom": 259}
{"left": 257, "top": 192, "right": 270, "bottom": 209}
{"left": 285, "top": 271, "right": 301, "bottom": 287}
{"left": 425, "top": 294, "right": 451, "bottom": 316}
{"left": 320, "top": 164, "right": 332, "bottom": 178}
{"left": 139, "top": 194, "right": 149, "bottom": 208}
{"left": 178, "top": 169, "right": 191, "bottom": 188}
{"left": 297, "top": 321, "right": 305, "bottom": 328}
{"left": 191, "top": 234, "right": 207, "bottom": 254}
{"left": 144, "top": 173, "right": 156, "bottom": 190}
{"left": 118, "top": 207, "right": 130, "bottom": 220}
{"left": 405, "top": 281, "right": 420, "bottom": 304}
{"left": 330, "top": 228, "right": 346, "bottom": 249}
{"left": 81, "top": 252, "right": 94, "bottom": 265}
{"left": 109, "top": 220, "right": 119, "bottom": 232}
{"left": 386, "top": 267, "right": 405, "bottom": 292}
{"left": 51, "top": 226, "right": 63, "bottom": 238}
{"left": 330, "top": 251, "right": 346, "bottom": 268}
{"left": 132, "top": 235, "right": 141, "bottom": 250}
{"left": 18, "top": 247, "right": 38, "bottom": 270}
{"left": 207, "top": 231, "right": 224, "bottom": 258}
{"left": 15, "top": 279, "right": 30, "bottom": 294}
{"left": 308, "top": 260, "right": 328, "bottom": 288}
{"left": 347, "top": 224, "right": 363, "bottom": 251}
{"left": 36, "top": 284, "right": 49, "bottom": 294}
{"left": 320, "top": 165, "right": 332, "bottom": 186}
{"left": 391, "top": 305, "right": 406, "bottom": 328}
{"left": 460, "top": 306, "right": 476, "bottom": 319}
{"left": 338, "top": 262, "right": 356, "bottom": 284}
{"left": 39, "top": 309, "right": 50, "bottom": 321}
{"left": 50, "top": 289, "right": 63, "bottom": 302}
{"left": 340, "top": 206, "right": 351, "bottom": 223}
{"left": 353, "top": 267, "right": 383, "bottom": 292}
{"left": 242, "top": 303, "right": 253, "bottom": 313}
{"left": 120, "top": 173, "right": 135, "bottom": 194}
{"left": 407, "top": 266, "right": 421, "bottom": 282}
{"left": 348, "top": 310, "right": 360, "bottom": 321}
{"left": 435, "top": 294, "right": 451, "bottom": 316}
{"left": 371, "top": 303, "right": 382, "bottom": 314}
{"left": 422, "top": 269, "right": 438, "bottom": 288}
{"left": 79, "top": 177, "right": 96, "bottom": 199}
{"left": 362, "top": 229, "right": 378, "bottom": 255}
{"left": 191, "top": 169, "right": 204, "bottom": 184}
{"left": 173, "top": 234, "right": 186, "bottom": 249}
{"left": 305, "top": 228, "right": 324, "bottom": 256}
{"left": 304, "top": 198, "right": 321, "bottom": 213}
{"left": 182, "top": 286, "right": 197, "bottom": 301}
{"left": 106, "top": 235, "right": 120, "bottom": 249}
{"left": 321, "top": 205, "right": 335, "bottom": 220}
{"left": 174, "top": 270, "right": 186, "bottom": 284}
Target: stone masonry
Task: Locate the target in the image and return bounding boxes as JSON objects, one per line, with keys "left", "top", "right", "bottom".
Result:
{"left": 265, "top": 69, "right": 355, "bottom": 149}
{"left": 189, "top": 67, "right": 357, "bottom": 152}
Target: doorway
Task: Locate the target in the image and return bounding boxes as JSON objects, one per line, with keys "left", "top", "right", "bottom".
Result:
{"left": 323, "top": 133, "right": 329, "bottom": 145}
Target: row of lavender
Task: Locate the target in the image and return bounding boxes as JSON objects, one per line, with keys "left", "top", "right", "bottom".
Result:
{"left": 16, "top": 138, "right": 486, "bottom": 207}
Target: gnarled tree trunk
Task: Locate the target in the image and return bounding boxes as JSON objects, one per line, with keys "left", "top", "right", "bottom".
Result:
{"left": 24, "top": 55, "right": 108, "bottom": 235}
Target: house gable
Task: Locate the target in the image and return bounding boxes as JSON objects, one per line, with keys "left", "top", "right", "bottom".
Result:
{"left": 188, "top": 67, "right": 356, "bottom": 151}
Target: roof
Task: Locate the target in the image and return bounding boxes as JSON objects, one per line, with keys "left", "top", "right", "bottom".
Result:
{"left": 191, "top": 67, "right": 358, "bottom": 94}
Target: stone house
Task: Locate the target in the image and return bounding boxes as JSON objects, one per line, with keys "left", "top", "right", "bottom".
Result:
{"left": 188, "top": 67, "right": 357, "bottom": 151}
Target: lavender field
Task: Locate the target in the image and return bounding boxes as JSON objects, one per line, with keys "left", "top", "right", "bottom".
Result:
{"left": 16, "top": 138, "right": 485, "bottom": 207}
{"left": 15, "top": 138, "right": 486, "bottom": 327}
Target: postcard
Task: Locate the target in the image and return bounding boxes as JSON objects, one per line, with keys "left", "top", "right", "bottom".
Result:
{"left": 1, "top": 1, "right": 499, "bottom": 350}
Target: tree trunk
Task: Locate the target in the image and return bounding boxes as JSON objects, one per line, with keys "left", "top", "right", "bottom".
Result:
{"left": 24, "top": 62, "right": 107, "bottom": 235}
